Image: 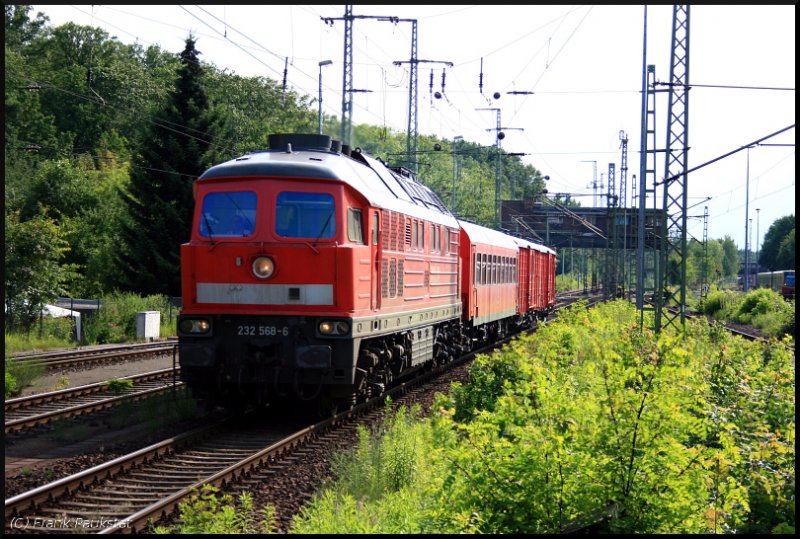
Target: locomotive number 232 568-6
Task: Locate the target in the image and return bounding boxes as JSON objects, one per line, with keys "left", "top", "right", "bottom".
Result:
{"left": 237, "top": 325, "right": 289, "bottom": 337}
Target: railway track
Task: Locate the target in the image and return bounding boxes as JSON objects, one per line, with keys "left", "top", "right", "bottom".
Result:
{"left": 9, "top": 341, "right": 177, "bottom": 371}
{"left": 5, "top": 368, "right": 182, "bottom": 434}
{"left": 4, "top": 355, "right": 470, "bottom": 534}
{"left": 5, "top": 298, "right": 598, "bottom": 534}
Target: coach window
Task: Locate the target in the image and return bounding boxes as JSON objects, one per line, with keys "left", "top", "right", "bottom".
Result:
{"left": 498, "top": 256, "right": 501, "bottom": 284}
{"left": 199, "top": 191, "right": 256, "bottom": 238}
{"left": 276, "top": 192, "right": 335, "bottom": 239}
{"left": 481, "top": 254, "right": 486, "bottom": 285}
{"left": 347, "top": 208, "right": 364, "bottom": 244}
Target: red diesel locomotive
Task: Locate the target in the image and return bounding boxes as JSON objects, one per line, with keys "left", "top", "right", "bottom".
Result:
{"left": 177, "top": 134, "right": 555, "bottom": 412}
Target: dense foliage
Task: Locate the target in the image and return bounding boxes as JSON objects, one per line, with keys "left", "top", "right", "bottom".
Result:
{"left": 759, "top": 215, "right": 795, "bottom": 271}
{"left": 4, "top": 5, "right": 549, "bottom": 324}
{"left": 698, "top": 286, "right": 795, "bottom": 339}
{"left": 286, "top": 301, "right": 794, "bottom": 534}
{"left": 158, "top": 301, "right": 793, "bottom": 534}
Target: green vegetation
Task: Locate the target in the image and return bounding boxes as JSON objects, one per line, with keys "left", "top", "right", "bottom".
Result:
{"left": 4, "top": 357, "right": 46, "bottom": 399}
{"left": 758, "top": 215, "right": 795, "bottom": 271}
{"left": 5, "top": 370, "right": 17, "bottom": 400}
{"left": 103, "top": 378, "right": 134, "bottom": 394}
{"left": 151, "top": 485, "right": 277, "bottom": 534}
{"left": 5, "top": 5, "right": 548, "bottom": 328}
{"left": 4, "top": 290, "right": 178, "bottom": 396}
{"left": 49, "top": 375, "right": 70, "bottom": 392}
{"left": 698, "top": 286, "right": 794, "bottom": 339}
{"left": 556, "top": 273, "right": 581, "bottom": 293}
{"left": 4, "top": 314, "right": 75, "bottom": 354}
{"left": 155, "top": 301, "right": 793, "bottom": 534}
{"left": 84, "top": 291, "right": 176, "bottom": 344}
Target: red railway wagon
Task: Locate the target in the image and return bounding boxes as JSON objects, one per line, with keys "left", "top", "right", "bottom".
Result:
{"left": 513, "top": 237, "right": 556, "bottom": 319}
{"left": 458, "top": 220, "right": 520, "bottom": 342}
{"left": 532, "top": 243, "right": 556, "bottom": 312}
{"left": 543, "top": 247, "right": 556, "bottom": 309}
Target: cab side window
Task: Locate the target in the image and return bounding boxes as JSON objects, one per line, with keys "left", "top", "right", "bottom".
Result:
{"left": 348, "top": 208, "right": 364, "bottom": 244}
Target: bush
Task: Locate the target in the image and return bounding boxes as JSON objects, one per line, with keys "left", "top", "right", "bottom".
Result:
{"left": 5, "top": 369, "right": 17, "bottom": 399}
{"left": 84, "top": 292, "right": 173, "bottom": 344}
{"left": 4, "top": 358, "right": 45, "bottom": 398}
{"left": 698, "top": 286, "right": 739, "bottom": 317}
{"left": 735, "top": 288, "right": 778, "bottom": 323}
{"left": 103, "top": 378, "right": 134, "bottom": 394}
{"left": 151, "top": 484, "right": 276, "bottom": 534}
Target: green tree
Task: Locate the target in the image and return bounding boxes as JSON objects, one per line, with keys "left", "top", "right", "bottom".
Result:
{"left": 4, "top": 5, "right": 47, "bottom": 49}
{"left": 720, "top": 236, "right": 740, "bottom": 278}
{"left": 203, "top": 69, "right": 317, "bottom": 164}
{"left": 5, "top": 210, "right": 75, "bottom": 332}
{"left": 774, "top": 228, "right": 795, "bottom": 270}
{"left": 117, "top": 35, "right": 218, "bottom": 296}
{"left": 686, "top": 238, "right": 724, "bottom": 287}
{"left": 759, "top": 215, "right": 795, "bottom": 271}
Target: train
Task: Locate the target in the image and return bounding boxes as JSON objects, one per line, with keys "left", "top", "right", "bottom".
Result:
{"left": 177, "top": 133, "right": 556, "bottom": 413}
{"left": 756, "top": 270, "right": 795, "bottom": 300}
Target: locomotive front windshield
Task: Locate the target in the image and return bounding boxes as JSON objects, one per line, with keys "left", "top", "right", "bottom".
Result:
{"left": 199, "top": 191, "right": 256, "bottom": 238}
{"left": 276, "top": 192, "right": 336, "bottom": 239}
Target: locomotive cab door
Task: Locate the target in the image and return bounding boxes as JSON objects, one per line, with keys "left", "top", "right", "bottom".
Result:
{"left": 371, "top": 210, "right": 381, "bottom": 311}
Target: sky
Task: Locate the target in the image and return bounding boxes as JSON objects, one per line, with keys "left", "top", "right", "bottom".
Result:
{"left": 29, "top": 5, "right": 795, "bottom": 251}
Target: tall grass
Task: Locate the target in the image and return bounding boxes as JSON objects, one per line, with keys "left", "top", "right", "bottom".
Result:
{"left": 4, "top": 357, "right": 46, "bottom": 398}
{"left": 5, "top": 316, "right": 76, "bottom": 354}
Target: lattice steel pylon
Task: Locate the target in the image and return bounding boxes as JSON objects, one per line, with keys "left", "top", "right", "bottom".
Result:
{"left": 605, "top": 163, "right": 618, "bottom": 299}
{"left": 340, "top": 5, "right": 353, "bottom": 145}
{"left": 656, "top": 5, "right": 690, "bottom": 334}
{"left": 619, "top": 131, "right": 629, "bottom": 295}
{"left": 636, "top": 62, "right": 660, "bottom": 324}
{"left": 701, "top": 205, "right": 709, "bottom": 298}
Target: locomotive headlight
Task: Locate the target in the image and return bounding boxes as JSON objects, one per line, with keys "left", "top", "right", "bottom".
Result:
{"left": 318, "top": 320, "right": 350, "bottom": 336}
{"left": 252, "top": 256, "right": 275, "bottom": 279}
{"left": 179, "top": 318, "right": 211, "bottom": 334}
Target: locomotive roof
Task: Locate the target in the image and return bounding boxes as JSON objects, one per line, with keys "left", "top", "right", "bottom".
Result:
{"left": 458, "top": 220, "right": 520, "bottom": 250}
{"left": 198, "top": 135, "right": 459, "bottom": 228}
